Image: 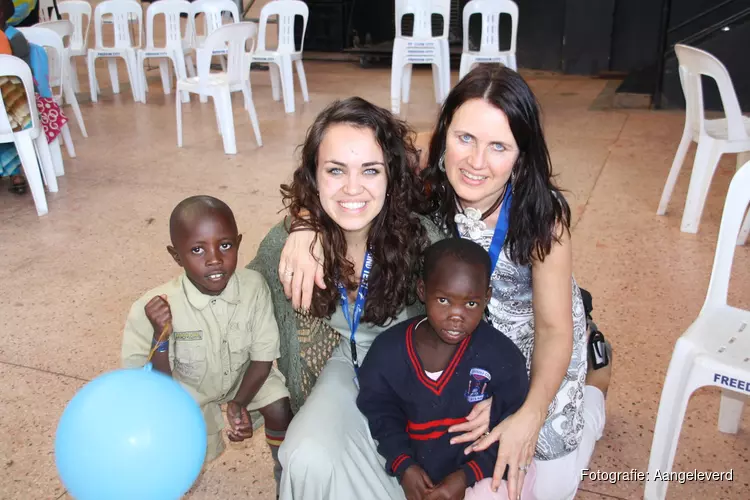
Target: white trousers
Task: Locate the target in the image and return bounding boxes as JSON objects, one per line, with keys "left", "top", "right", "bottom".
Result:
{"left": 533, "top": 386, "right": 606, "bottom": 500}
{"left": 278, "top": 343, "right": 405, "bottom": 500}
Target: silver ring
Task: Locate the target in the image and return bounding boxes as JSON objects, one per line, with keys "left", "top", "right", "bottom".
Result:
{"left": 283, "top": 269, "right": 294, "bottom": 278}
{"left": 518, "top": 464, "right": 529, "bottom": 473}
{"left": 483, "top": 431, "right": 491, "bottom": 437}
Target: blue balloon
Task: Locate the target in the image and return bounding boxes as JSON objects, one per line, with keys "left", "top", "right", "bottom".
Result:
{"left": 55, "top": 365, "right": 207, "bottom": 500}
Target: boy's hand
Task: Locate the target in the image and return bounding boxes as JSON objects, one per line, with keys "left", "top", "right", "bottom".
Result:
{"left": 424, "top": 470, "right": 467, "bottom": 500}
{"left": 145, "top": 295, "right": 173, "bottom": 339}
{"left": 401, "top": 464, "right": 434, "bottom": 500}
{"left": 226, "top": 400, "right": 253, "bottom": 442}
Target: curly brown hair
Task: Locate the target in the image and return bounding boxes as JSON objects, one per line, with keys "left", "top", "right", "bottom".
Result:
{"left": 281, "top": 97, "right": 429, "bottom": 325}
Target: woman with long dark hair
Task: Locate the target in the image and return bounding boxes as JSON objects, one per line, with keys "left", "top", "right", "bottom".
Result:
{"left": 280, "top": 65, "right": 612, "bottom": 500}
{"left": 247, "top": 96, "right": 445, "bottom": 498}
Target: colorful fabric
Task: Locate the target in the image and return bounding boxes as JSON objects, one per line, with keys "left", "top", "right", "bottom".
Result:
{"left": 35, "top": 93, "right": 66, "bottom": 141}
{"left": 7, "top": 0, "right": 37, "bottom": 27}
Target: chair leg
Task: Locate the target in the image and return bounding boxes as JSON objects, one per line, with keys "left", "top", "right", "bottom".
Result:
{"left": 459, "top": 54, "right": 471, "bottom": 81}
{"left": 185, "top": 55, "right": 196, "bottom": 78}
{"left": 269, "top": 63, "right": 281, "bottom": 102}
{"left": 50, "top": 138, "right": 65, "bottom": 176}
{"left": 34, "top": 134, "right": 58, "bottom": 187}
{"left": 60, "top": 124, "right": 76, "bottom": 159}
{"left": 70, "top": 57, "right": 80, "bottom": 93}
{"left": 718, "top": 389, "right": 745, "bottom": 434}
{"left": 280, "top": 56, "right": 295, "bottom": 114}
{"left": 680, "top": 138, "right": 722, "bottom": 233}
{"left": 159, "top": 60, "right": 171, "bottom": 95}
{"left": 432, "top": 63, "right": 442, "bottom": 104}
{"left": 108, "top": 59, "right": 120, "bottom": 95}
{"left": 216, "top": 91, "right": 237, "bottom": 155}
{"left": 176, "top": 90, "right": 183, "bottom": 148}
{"left": 64, "top": 77, "right": 88, "bottom": 138}
{"left": 17, "top": 136, "right": 48, "bottom": 216}
{"left": 645, "top": 339, "right": 698, "bottom": 500}
{"left": 173, "top": 54, "right": 190, "bottom": 103}
{"left": 391, "top": 58, "right": 404, "bottom": 115}
{"left": 88, "top": 52, "right": 98, "bottom": 103}
{"left": 401, "top": 64, "right": 412, "bottom": 104}
{"left": 657, "top": 127, "right": 693, "bottom": 215}
{"left": 242, "top": 83, "right": 262, "bottom": 147}
{"left": 294, "top": 59, "right": 309, "bottom": 103}
{"left": 123, "top": 53, "right": 141, "bottom": 103}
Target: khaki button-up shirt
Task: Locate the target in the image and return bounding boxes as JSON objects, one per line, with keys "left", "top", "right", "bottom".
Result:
{"left": 121, "top": 268, "right": 281, "bottom": 433}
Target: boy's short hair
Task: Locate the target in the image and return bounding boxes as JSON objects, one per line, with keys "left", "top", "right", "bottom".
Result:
{"left": 169, "top": 195, "right": 237, "bottom": 242}
{"left": 422, "top": 238, "right": 492, "bottom": 284}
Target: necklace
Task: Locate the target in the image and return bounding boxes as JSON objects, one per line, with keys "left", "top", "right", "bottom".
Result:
{"left": 454, "top": 184, "right": 508, "bottom": 239}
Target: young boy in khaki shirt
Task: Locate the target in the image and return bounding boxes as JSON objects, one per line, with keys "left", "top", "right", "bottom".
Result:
{"left": 121, "top": 196, "right": 292, "bottom": 493}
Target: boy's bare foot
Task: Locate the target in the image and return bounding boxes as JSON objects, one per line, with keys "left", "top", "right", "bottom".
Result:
{"left": 586, "top": 341, "right": 612, "bottom": 397}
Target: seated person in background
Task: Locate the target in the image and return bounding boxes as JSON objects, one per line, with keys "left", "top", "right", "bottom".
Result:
{"left": 357, "top": 238, "right": 536, "bottom": 500}
{"left": 121, "top": 195, "right": 293, "bottom": 496}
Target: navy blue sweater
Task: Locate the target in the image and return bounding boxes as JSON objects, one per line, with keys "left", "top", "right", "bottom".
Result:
{"left": 356, "top": 317, "right": 529, "bottom": 487}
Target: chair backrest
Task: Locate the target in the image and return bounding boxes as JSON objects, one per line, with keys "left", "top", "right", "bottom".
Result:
{"left": 0, "top": 55, "right": 40, "bottom": 136}
{"left": 192, "top": 0, "right": 239, "bottom": 44}
{"left": 674, "top": 44, "right": 747, "bottom": 142}
{"left": 57, "top": 0, "right": 92, "bottom": 53}
{"left": 702, "top": 161, "right": 750, "bottom": 312}
{"left": 17, "top": 27, "right": 66, "bottom": 101}
{"left": 146, "top": 0, "right": 193, "bottom": 50}
{"left": 196, "top": 22, "right": 257, "bottom": 87}
{"left": 462, "top": 0, "right": 518, "bottom": 54}
{"left": 38, "top": 0, "right": 59, "bottom": 22}
{"left": 395, "top": 0, "right": 451, "bottom": 39}
{"left": 256, "top": 0, "right": 308, "bottom": 54}
{"left": 93, "top": 0, "right": 143, "bottom": 50}
{"left": 36, "top": 20, "right": 74, "bottom": 45}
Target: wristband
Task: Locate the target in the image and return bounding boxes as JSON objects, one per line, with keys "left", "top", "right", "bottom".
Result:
{"left": 151, "top": 338, "right": 169, "bottom": 353}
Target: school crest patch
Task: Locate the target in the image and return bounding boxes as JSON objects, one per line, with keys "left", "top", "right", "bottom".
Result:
{"left": 465, "top": 368, "right": 491, "bottom": 403}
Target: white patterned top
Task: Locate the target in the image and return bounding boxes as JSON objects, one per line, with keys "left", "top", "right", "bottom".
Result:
{"left": 456, "top": 219, "right": 588, "bottom": 461}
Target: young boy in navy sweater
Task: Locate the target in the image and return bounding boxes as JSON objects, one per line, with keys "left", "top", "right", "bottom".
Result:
{"left": 357, "top": 239, "right": 533, "bottom": 500}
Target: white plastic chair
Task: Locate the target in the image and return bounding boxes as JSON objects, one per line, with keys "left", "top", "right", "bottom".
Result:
{"left": 137, "top": 0, "right": 194, "bottom": 103}
{"left": 33, "top": 20, "right": 88, "bottom": 138}
{"left": 191, "top": 0, "right": 239, "bottom": 49}
{"left": 0, "top": 55, "right": 58, "bottom": 216}
{"left": 391, "top": 0, "right": 451, "bottom": 115}
{"left": 57, "top": 0, "right": 92, "bottom": 94}
{"left": 176, "top": 22, "right": 263, "bottom": 155}
{"left": 18, "top": 26, "right": 79, "bottom": 176}
{"left": 657, "top": 44, "right": 750, "bottom": 234}
{"left": 251, "top": 0, "right": 309, "bottom": 114}
{"left": 645, "top": 161, "right": 750, "bottom": 500}
{"left": 458, "top": 0, "right": 518, "bottom": 80}
{"left": 87, "top": 0, "right": 143, "bottom": 103}
{"left": 38, "top": 0, "right": 59, "bottom": 22}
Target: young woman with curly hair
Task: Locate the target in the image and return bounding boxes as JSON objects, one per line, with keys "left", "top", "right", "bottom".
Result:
{"left": 246, "top": 96, "right": 445, "bottom": 499}
{"left": 279, "top": 66, "right": 613, "bottom": 500}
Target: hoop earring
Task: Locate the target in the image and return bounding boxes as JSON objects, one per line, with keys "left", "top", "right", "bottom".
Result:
{"left": 438, "top": 152, "right": 446, "bottom": 172}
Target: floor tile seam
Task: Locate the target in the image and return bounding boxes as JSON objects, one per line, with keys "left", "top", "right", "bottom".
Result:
{"left": 577, "top": 486, "right": 630, "bottom": 499}
{"left": 570, "top": 112, "right": 631, "bottom": 234}
{"left": 0, "top": 359, "right": 90, "bottom": 383}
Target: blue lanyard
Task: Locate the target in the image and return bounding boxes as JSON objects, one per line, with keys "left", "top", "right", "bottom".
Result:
{"left": 337, "top": 250, "right": 373, "bottom": 374}
{"left": 457, "top": 187, "right": 513, "bottom": 271}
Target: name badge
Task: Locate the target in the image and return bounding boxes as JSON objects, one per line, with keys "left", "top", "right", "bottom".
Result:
{"left": 174, "top": 330, "right": 203, "bottom": 341}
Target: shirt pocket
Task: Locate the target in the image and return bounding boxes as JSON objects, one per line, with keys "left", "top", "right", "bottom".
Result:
{"left": 173, "top": 341, "right": 207, "bottom": 387}
{"left": 226, "top": 329, "right": 251, "bottom": 373}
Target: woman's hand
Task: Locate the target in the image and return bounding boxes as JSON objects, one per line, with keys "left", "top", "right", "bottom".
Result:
{"left": 448, "top": 397, "right": 492, "bottom": 446}
{"left": 470, "top": 406, "right": 545, "bottom": 500}
{"left": 278, "top": 229, "right": 326, "bottom": 311}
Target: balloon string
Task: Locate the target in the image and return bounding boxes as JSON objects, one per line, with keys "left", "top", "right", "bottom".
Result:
{"left": 146, "top": 323, "right": 171, "bottom": 363}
